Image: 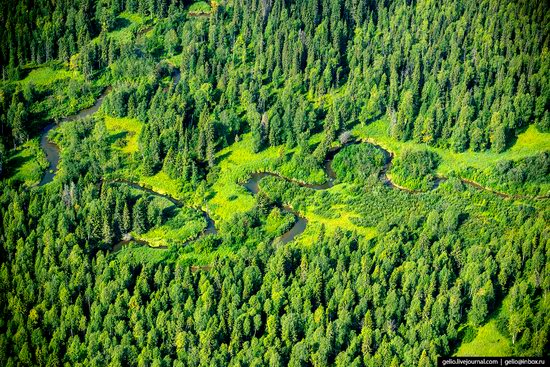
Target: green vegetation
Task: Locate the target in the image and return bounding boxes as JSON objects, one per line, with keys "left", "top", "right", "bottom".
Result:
{"left": 104, "top": 115, "right": 142, "bottom": 153}
{"left": 16, "top": 64, "right": 79, "bottom": 90}
{"left": 0, "top": 0, "right": 549, "bottom": 365}
{"left": 331, "top": 143, "right": 387, "bottom": 183}
{"left": 4, "top": 138, "right": 48, "bottom": 186}
{"left": 91, "top": 12, "right": 148, "bottom": 44}
{"left": 390, "top": 149, "right": 441, "bottom": 191}
{"left": 137, "top": 207, "right": 207, "bottom": 247}
{"left": 456, "top": 319, "right": 513, "bottom": 357}
{"left": 188, "top": 1, "right": 212, "bottom": 15}
{"left": 114, "top": 242, "right": 170, "bottom": 264}
{"left": 355, "top": 119, "right": 550, "bottom": 194}
{"left": 264, "top": 207, "right": 295, "bottom": 237}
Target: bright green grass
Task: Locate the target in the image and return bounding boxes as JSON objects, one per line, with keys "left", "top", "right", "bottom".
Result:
{"left": 305, "top": 205, "right": 376, "bottom": 238}
{"left": 119, "top": 12, "right": 145, "bottom": 25}
{"left": 265, "top": 207, "right": 295, "bottom": 237}
{"left": 353, "top": 119, "right": 550, "bottom": 195}
{"left": 91, "top": 12, "right": 147, "bottom": 45}
{"left": 136, "top": 207, "right": 207, "bottom": 247}
{"left": 209, "top": 134, "right": 279, "bottom": 221}
{"left": 209, "top": 132, "right": 323, "bottom": 223}
{"left": 115, "top": 243, "right": 169, "bottom": 264}
{"left": 14, "top": 64, "right": 82, "bottom": 92}
{"left": 296, "top": 219, "right": 376, "bottom": 247}
{"left": 104, "top": 115, "right": 142, "bottom": 154}
{"left": 354, "top": 118, "right": 550, "bottom": 175}
{"left": 138, "top": 171, "right": 183, "bottom": 200}
{"left": 110, "top": 12, "right": 146, "bottom": 41}
{"left": 6, "top": 139, "right": 48, "bottom": 186}
{"left": 209, "top": 132, "right": 380, "bottom": 242}
{"left": 166, "top": 53, "right": 183, "bottom": 66}
{"left": 188, "top": 1, "right": 212, "bottom": 14}
{"left": 456, "top": 319, "right": 512, "bottom": 357}
{"left": 290, "top": 184, "right": 377, "bottom": 245}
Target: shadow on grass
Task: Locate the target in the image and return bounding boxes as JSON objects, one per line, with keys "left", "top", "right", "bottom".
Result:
{"left": 109, "top": 131, "right": 129, "bottom": 146}
{"left": 160, "top": 206, "right": 181, "bottom": 226}
{"left": 6, "top": 153, "right": 33, "bottom": 176}
{"left": 113, "top": 17, "right": 131, "bottom": 31}
{"left": 217, "top": 151, "right": 232, "bottom": 162}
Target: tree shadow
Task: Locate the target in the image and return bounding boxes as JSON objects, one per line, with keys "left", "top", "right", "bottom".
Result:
{"left": 458, "top": 212, "right": 469, "bottom": 227}
{"left": 113, "top": 17, "right": 131, "bottom": 31}
{"left": 217, "top": 151, "right": 232, "bottom": 162}
{"left": 5, "top": 153, "right": 32, "bottom": 176}
{"left": 162, "top": 206, "right": 179, "bottom": 223}
{"left": 109, "top": 131, "right": 128, "bottom": 146}
{"left": 504, "top": 123, "right": 531, "bottom": 152}
{"left": 204, "top": 191, "right": 216, "bottom": 201}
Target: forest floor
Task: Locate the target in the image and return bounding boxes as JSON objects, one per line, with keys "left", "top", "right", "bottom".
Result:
{"left": 353, "top": 118, "right": 550, "bottom": 195}
{"left": 456, "top": 318, "right": 512, "bottom": 357}
{"left": 104, "top": 116, "right": 142, "bottom": 154}
{"left": 5, "top": 138, "right": 48, "bottom": 186}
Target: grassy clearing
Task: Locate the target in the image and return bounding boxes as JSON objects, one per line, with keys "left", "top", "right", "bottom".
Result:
{"left": 137, "top": 207, "right": 207, "bottom": 247}
{"left": 290, "top": 184, "right": 377, "bottom": 244}
{"left": 138, "top": 171, "right": 183, "bottom": 200}
{"left": 209, "top": 132, "right": 380, "bottom": 243}
{"left": 296, "top": 220, "right": 376, "bottom": 247}
{"left": 456, "top": 319, "right": 512, "bottom": 357}
{"left": 166, "top": 53, "right": 183, "bottom": 66}
{"left": 357, "top": 119, "right": 550, "bottom": 172}
{"left": 209, "top": 134, "right": 279, "bottom": 221}
{"left": 302, "top": 206, "right": 376, "bottom": 239}
{"left": 91, "top": 12, "right": 147, "bottom": 45}
{"left": 104, "top": 115, "right": 142, "bottom": 154}
{"left": 16, "top": 64, "right": 81, "bottom": 91}
{"left": 5, "top": 139, "right": 48, "bottom": 186}
{"left": 354, "top": 119, "right": 550, "bottom": 174}
{"left": 115, "top": 243, "right": 169, "bottom": 264}
{"left": 353, "top": 119, "right": 550, "bottom": 192}
{"left": 188, "top": 1, "right": 212, "bottom": 15}
{"left": 208, "top": 132, "right": 325, "bottom": 223}
{"left": 110, "top": 12, "right": 147, "bottom": 41}
{"left": 265, "top": 207, "right": 295, "bottom": 237}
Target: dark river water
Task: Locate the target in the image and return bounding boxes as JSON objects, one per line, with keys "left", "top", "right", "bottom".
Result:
{"left": 39, "top": 88, "right": 110, "bottom": 186}
{"left": 39, "top": 76, "right": 531, "bottom": 254}
{"left": 243, "top": 173, "right": 309, "bottom": 244}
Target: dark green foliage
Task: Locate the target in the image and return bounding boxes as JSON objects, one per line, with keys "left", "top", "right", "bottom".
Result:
{"left": 0, "top": 180, "right": 548, "bottom": 366}
{"left": 391, "top": 150, "right": 441, "bottom": 191}
{"left": 492, "top": 153, "right": 550, "bottom": 189}
{"left": 332, "top": 143, "right": 387, "bottom": 182}
{"left": 0, "top": 142, "right": 5, "bottom": 177}
{"left": 1, "top": 0, "right": 549, "bottom": 156}
{"left": 0, "top": 0, "right": 549, "bottom": 365}
{"left": 463, "top": 152, "right": 550, "bottom": 196}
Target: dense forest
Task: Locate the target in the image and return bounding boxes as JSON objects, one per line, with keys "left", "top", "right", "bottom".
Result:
{"left": 0, "top": 0, "right": 549, "bottom": 365}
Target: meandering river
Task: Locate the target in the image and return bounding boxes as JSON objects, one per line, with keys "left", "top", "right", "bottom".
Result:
{"left": 243, "top": 174, "right": 309, "bottom": 244}
{"left": 39, "top": 88, "right": 111, "bottom": 186}
{"left": 38, "top": 79, "right": 544, "bottom": 253}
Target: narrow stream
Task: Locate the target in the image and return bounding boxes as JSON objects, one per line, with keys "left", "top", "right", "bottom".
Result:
{"left": 243, "top": 175, "right": 309, "bottom": 245}
{"left": 39, "top": 88, "right": 111, "bottom": 186}
{"left": 38, "top": 67, "right": 179, "bottom": 187}
{"left": 239, "top": 137, "right": 545, "bottom": 243}
{"left": 112, "top": 179, "right": 217, "bottom": 236}
{"left": 38, "top": 79, "right": 543, "bottom": 254}
{"left": 108, "top": 180, "right": 218, "bottom": 252}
